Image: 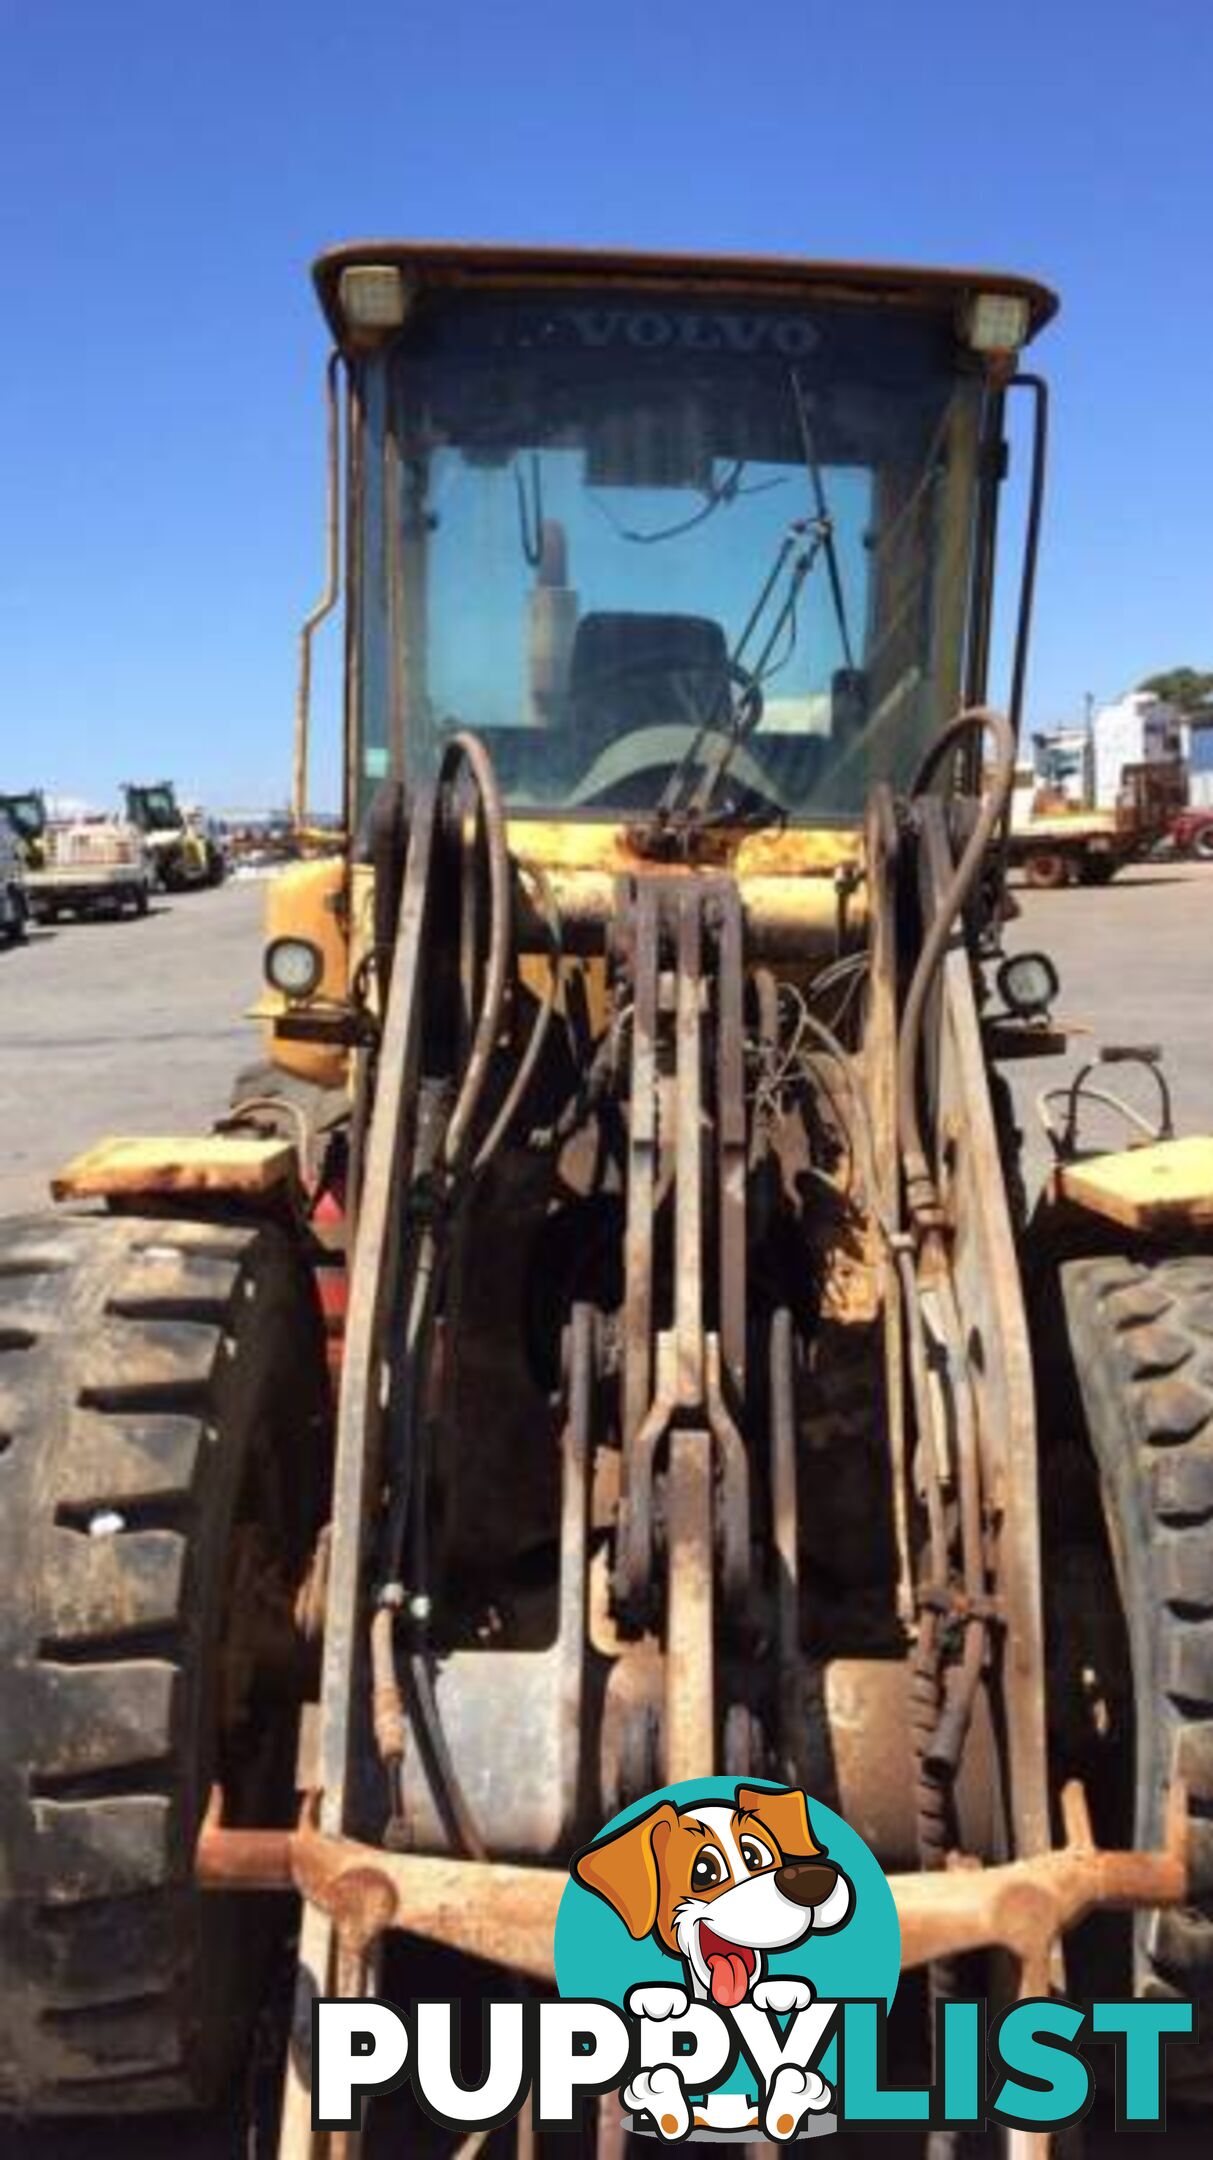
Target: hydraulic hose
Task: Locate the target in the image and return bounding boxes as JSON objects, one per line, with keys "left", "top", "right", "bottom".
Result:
{"left": 371, "top": 733, "right": 566, "bottom": 1857}
{"left": 896, "top": 708, "right": 1016, "bottom": 1231}
{"left": 441, "top": 730, "right": 513, "bottom": 1177}
{"left": 471, "top": 861, "right": 562, "bottom": 1174}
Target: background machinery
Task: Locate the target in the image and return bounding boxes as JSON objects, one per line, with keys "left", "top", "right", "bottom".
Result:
{"left": 0, "top": 786, "right": 151, "bottom": 921}
{"left": 123, "top": 778, "right": 226, "bottom": 889}
{"left": 0, "top": 798, "right": 27, "bottom": 942}
{"left": 2, "top": 244, "right": 1213, "bottom": 2155}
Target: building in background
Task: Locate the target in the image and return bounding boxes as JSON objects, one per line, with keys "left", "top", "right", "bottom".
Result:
{"left": 1090, "top": 690, "right": 1183, "bottom": 807}
{"left": 1183, "top": 707, "right": 1213, "bottom": 808}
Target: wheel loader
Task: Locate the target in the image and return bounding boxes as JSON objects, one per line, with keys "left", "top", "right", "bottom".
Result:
{"left": 2, "top": 243, "right": 1212, "bottom": 2156}
{"left": 123, "top": 779, "right": 226, "bottom": 890}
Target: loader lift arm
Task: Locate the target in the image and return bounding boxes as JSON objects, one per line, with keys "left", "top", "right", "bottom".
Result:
{"left": 193, "top": 724, "right": 1191, "bottom": 2159}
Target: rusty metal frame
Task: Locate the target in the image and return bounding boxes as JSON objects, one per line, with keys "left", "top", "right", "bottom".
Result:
{"left": 617, "top": 880, "right": 748, "bottom": 1633}
{"left": 199, "top": 1778, "right": 1186, "bottom": 2156}
{"left": 919, "top": 801, "right": 1051, "bottom": 1863}
{"left": 201, "top": 1777, "right": 1186, "bottom": 1997}
{"left": 315, "top": 786, "right": 439, "bottom": 1832}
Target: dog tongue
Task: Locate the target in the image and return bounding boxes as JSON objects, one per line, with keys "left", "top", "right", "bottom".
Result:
{"left": 707, "top": 1950, "right": 751, "bottom": 2008}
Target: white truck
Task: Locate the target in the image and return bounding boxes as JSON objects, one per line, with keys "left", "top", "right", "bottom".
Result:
{"left": 6, "top": 793, "right": 153, "bottom": 922}
{"left": 1007, "top": 755, "right": 1185, "bottom": 888}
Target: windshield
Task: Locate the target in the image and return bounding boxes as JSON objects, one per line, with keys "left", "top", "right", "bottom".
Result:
{"left": 356, "top": 290, "right": 984, "bottom": 824}
{"left": 128, "top": 786, "right": 180, "bottom": 831}
{"left": 0, "top": 793, "right": 44, "bottom": 842}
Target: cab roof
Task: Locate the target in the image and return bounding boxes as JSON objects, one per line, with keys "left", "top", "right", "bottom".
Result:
{"left": 313, "top": 239, "right": 1057, "bottom": 353}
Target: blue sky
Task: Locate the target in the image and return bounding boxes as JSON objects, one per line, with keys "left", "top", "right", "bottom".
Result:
{"left": 1, "top": 0, "right": 1210, "bottom": 810}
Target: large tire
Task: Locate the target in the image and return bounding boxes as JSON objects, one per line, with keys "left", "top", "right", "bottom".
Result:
{"left": 1194, "top": 825, "right": 1213, "bottom": 863}
{"left": 1077, "top": 856, "right": 1117, "bottom": 886}
{"left": 1059, "top": 1253, "right": 1213, "bottom": 2032}
{"left": 0, "top": 1212, "right": 330, "bottom": 2115}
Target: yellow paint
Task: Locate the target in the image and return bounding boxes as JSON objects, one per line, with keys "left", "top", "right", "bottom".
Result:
{"left": 243, "top": 817, "right": 860, "bottom": 1103}
{"left": 1057, "top": 1136, "right": 1213, "bottom": 1231}
{"left": 261, "top": 855, "right": 350, "bottom": 1088}
{"left": 347, "top": 859, "right": 378, "bottom": 1013}
{"left": 508, "top": 821, "right": 865, "bottom": 956}
{"left": 52, "top": 1134, "right": 298, "bottom": 1203}
{"left": 507, "top": 817, "right": 862, "bottom": 880}
{"left": 516, "top": 951, "right": 611, "bottom": 1035}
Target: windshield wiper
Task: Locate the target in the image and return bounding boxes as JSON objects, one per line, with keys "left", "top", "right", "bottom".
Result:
{"left": 640, "top": 522, "right": 802, "bottom": 837}
{"left": 680, "top": 523, "right": 826, "bottom": 822}
{"left": 638, "top": 377, "right": 859, "bottom": 850}
{"left": 789, "top": 369, "right": 856, "bottom": 674}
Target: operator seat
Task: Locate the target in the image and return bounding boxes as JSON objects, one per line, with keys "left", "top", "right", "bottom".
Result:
{"left": 569, "top": 610, "right": 733, "bottom": 740}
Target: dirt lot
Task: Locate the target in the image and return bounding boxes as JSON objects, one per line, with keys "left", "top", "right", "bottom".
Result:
{"left": 0, "top": 861, "right": 1211, "bottom": 2157}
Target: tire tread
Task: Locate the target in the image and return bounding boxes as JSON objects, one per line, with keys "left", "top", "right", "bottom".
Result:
{"left": 0, "top": 1209, "right": 325, "bottom": 2114}
{"left": 1062, "top": 1250, "right": 1213, "bottom": 2018}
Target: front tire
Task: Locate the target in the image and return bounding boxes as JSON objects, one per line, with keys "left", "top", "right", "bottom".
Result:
{"left": 0, "top": 1212, "right": 330, "bottom": 2115}
{"left": 1059, "top": 1253, "right": 1213, "bottom": 2042}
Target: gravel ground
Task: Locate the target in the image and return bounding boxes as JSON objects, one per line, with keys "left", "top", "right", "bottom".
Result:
{"left": 1005, "top": 858, "right": 1213, "bottom": 1198}
{"left": 0, "top": 881, "right": 264, "bottom": 1217}
{"left": 2, "top": 859, "right": 1210, "bottom": 1219}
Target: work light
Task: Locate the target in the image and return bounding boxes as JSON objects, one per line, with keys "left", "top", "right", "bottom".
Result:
{"left": 338, "top": 264, "right": 408, "bottom": 334}
{"left": 965, "top": 291, "right": 1031, "bottom": 356}
{"left": 264, "top": 935, "right": 324, "bottom": 1001}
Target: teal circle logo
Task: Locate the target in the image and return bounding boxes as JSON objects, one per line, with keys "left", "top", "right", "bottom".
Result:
{"left": 555, "top": 1777, "right": 899, "bottom": 2123}
{"left": 556, "top": 1779, "right": 897, "bottom": 2013}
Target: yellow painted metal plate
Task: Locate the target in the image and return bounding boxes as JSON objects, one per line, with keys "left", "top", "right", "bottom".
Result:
{"left": 262, "top": 855, "right": 350, "bottom": 1090}
{"left": 52, "top": 1134, "right": 299, "bottom": 1203}
{"left": 507, "top": 817, "right": 862, "bottom": 879}
{"left": 1057, "top": 1136, "right": 1213, "bottom": 1231}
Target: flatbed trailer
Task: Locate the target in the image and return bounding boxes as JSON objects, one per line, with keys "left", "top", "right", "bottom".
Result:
{"left": 1008, "top": 756, "right": 1185, "bottom": 887}
{"left": 1006, "top": 804, "right": 1129, "bottom": 887}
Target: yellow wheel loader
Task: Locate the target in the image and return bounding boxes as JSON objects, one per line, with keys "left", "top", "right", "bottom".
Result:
{"left": 1, "top": 243, "right": 1211, "bottom": 2156}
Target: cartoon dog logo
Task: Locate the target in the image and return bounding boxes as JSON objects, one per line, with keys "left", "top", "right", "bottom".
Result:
{"left": 573, "top": 1783, "right": 854, "bottom": 2138}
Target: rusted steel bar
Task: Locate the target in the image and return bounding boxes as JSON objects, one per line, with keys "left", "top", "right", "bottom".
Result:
{"left": 622, "top": 878, "right": 659, "bottom": 1461}
{"left": 714, "top": 883, "right": 747, "bottom": 1407}
{"left": 199, "top": 1779, "right": 1187, "bottom": 1999}
{"left": 890, "top": 1779, "right": 1187, "bottom": 1996}
{"left": 318, "top": 785, "right": 439, "bottom": 1835}
{"left": 664, "top": 1428, "right": 716, "bottom": 1784}
{"left": 672, "top": 888, "right": 704, "bottom": 1399}
{"left": 201, "top": 1800, "right": 567, "bottom": 1980}
{"left": 197, "top": 1788, "right": 295, "bottom": 1889}
{"left": 197, "top": 1822, "right": 296, "bottom": 1891}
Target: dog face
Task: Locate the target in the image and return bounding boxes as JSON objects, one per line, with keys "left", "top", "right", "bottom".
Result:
{"left": 573, "top": 1784, "right": 853, "bottom": 2006}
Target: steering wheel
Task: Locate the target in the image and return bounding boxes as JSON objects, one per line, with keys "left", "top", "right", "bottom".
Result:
{"left": 574, "top": 654, "right": 764, "bottom": 737}
{"left": 569, "top": 722, "right": 788, "bottom": 816}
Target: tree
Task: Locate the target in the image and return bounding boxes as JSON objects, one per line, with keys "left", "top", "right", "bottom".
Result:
{"left": 1138, "top": 667, "right": 1213, "bottom": 712}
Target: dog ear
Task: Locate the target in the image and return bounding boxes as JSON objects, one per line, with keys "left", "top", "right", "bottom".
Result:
{"left": 735, "top": 1783, "right": 823, "bottom": 1861}
{"left": 571, "top": 1802, "right": 679, "bottom": 1938}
